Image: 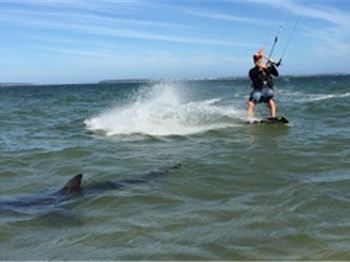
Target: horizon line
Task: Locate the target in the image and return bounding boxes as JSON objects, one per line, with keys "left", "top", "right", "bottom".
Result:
{"left": 1, "top": 72, "right": 349, "bottom": 87}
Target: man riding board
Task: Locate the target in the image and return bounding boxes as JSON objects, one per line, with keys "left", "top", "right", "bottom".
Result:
{"left": 247, "top": 49, "right": 280, "bottom": 122}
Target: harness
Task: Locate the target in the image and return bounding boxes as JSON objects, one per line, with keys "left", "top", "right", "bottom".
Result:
{"left": 249, "top": 67, "right": 274, "bottom": 90}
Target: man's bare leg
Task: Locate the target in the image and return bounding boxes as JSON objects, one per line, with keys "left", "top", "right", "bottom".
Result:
{"left": 268, "top": 99, "right": 276, "bottom": 118}
{"left": 247, "top": 101, "right": 255, "bottom": 121}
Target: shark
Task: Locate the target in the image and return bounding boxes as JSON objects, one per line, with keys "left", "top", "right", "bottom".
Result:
{"left": 0, "top": 163, "right": 181, "bottom": 213}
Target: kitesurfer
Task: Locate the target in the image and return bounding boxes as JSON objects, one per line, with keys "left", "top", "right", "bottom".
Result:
{"left": 247, "top": 49, "right": 280, "bottom": 121}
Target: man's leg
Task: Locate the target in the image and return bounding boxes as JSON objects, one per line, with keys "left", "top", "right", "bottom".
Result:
{"left": 268, "top": 99, "right": 276, "bottom": 118}
{"left": 247, "top": 101, "right": 255, "bottom": 121}
{"left": 247, "top": 90, "right": 260, "bottom": 121}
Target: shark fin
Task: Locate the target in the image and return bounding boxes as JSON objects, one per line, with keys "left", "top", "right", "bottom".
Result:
{"left": 62, "top": 174, "right": 83, "bottom": 194}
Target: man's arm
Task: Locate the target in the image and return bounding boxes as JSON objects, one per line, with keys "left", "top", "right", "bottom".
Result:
{"left": 269, "top": 63, "right": 279, "bottom": 77}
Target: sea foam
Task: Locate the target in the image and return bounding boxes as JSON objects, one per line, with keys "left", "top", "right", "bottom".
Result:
{"left": 85, "top": 82, "right": 242, "bottom": 136}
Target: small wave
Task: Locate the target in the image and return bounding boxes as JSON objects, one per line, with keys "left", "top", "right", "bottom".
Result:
{"left": 85, "top": 82, "right": 243, "bottom": 137}
{"left": 299, "top": 92, "right": 350, "bottom": 102}
{"left": 303, "top": 170, "right": 350, "bottom": 184}
{"left": 279, "top": 90, "right": 350, "bottom": 103}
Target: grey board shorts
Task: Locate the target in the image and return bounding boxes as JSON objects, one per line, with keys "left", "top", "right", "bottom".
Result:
{"left": 249, "top": 88, "right": 274, "bottom": 104}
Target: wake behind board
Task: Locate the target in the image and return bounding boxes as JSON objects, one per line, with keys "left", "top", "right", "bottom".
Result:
{"left": 247, "top": 116, "right": 289, "bottom": 125}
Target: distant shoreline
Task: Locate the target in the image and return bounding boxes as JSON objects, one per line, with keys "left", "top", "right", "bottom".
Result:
{"left": 1, "top": 73, "right": 349, "bottom": 87}
{"left": 0, "top": 82, "right": 35, "bottom": 87}
{"left": 98, "top": 73, "right": 350, "bottom": 84}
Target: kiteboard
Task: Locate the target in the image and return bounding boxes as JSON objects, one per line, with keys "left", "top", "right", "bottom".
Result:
{"left": 247, "top": 116, "right": 289, "bottom": 125}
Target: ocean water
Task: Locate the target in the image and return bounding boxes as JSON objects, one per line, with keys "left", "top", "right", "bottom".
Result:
{"left": 0, "top": 75, "right": 349, "bottom": 260}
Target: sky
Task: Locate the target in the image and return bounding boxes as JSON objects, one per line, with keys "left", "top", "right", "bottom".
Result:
{"left": 0, "top": 0, "right": 349, "bottom": 84}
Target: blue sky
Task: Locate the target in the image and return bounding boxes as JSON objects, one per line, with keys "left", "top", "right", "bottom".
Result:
{"left": 0, "top": 0, "right": 349, "bottom": 84}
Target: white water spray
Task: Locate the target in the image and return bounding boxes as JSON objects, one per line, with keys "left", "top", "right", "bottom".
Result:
{"left": 85, "top": 82, "right": 243, "bottom": 136}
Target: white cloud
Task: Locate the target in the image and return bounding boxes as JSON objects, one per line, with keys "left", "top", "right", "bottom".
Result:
{"left": 251, "top": 0, "right": 350, "bottom": 60}
{"left": 0, "top": 7, "right": 195, "bottom": 30}
{"left": 305, "top": 27, "right": 350, "bottom": 57}
{"left": 0, "top": 7, "right": 255, "bottom": 47}
{"left": 250, "top": 0, "right": 350, "bottom": 29}
{"left": 184, "top": 9, "right": 273, "bottom": 26}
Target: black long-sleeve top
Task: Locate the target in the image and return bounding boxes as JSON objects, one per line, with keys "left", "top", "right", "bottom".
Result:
{"left": 249, "top": 64, "right": 279, "bottom": 90}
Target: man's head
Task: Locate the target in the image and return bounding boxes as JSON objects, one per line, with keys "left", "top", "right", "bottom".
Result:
{"left": 253, "top": 49, "right": 264, "bottom": 64}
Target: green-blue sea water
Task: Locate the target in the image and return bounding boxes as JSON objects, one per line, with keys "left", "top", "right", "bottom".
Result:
{"left": 0, "top": 75, "right": 349, "bottom": 260}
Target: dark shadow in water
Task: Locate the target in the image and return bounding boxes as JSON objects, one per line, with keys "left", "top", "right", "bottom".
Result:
{"left": 5, "top": 208, "right": 83, "bottom": 228}
{"left": 0, "top": 163, "right": 181, "bottom": 226}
